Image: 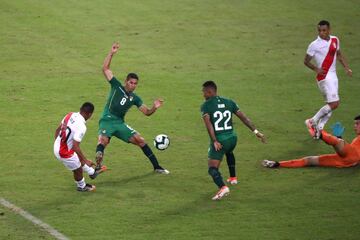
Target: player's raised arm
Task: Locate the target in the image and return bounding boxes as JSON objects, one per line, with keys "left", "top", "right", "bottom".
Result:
{"left": 202, "top": 114, "right": 222, "bottom": 151}
{"left": 337, "top": 50, "right": 352, "bottom": 77}
{"left": 235, "top": 111, "right": 266, "bottom": 143}
{"left": 139, "top": 98, "right": 164, "bottom": 116}
{"left": 102, "top": 42, "right": 120, "bottom": 81}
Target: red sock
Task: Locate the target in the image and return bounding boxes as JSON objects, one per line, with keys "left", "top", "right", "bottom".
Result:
{"left": 279, "top": 158, "right": 307, "bottom": 168}
{"left": 321, "top": 130, "right": 341, "bottom": 146}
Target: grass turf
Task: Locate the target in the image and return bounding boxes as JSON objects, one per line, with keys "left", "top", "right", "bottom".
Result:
{"left": 0, "top": 0, "right": 359, "bottom": 239}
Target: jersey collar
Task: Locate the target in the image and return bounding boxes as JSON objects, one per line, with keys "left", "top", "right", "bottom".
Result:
{"left": 76, "top": 112, "right": 86, "bottom": 123}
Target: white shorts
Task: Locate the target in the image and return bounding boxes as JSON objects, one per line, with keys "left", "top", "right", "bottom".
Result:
{"left": 317, "top": 71, "right": 339, "bottom": 103}
{"left": 54, "top": 148, "right": 81, "bottom": 171}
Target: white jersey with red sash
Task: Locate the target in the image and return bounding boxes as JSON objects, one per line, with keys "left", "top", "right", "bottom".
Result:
{"left": 306, "top": 35, "right": 340, "bottom": 81}
{"left": 54, "top": 112, "right": 87, "bottom": 159}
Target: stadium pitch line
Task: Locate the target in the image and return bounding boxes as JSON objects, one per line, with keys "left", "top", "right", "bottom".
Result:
{"left": 0, "top": 198, "right": 69, "bottom": 240}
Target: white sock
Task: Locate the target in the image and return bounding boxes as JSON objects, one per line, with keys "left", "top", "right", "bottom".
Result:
{"left": 76, "top": 178, "right": 86, "bottom": 189}
{"left": 312, "top": 104, "right": 332, "bottom": 123}
{"left": 82, "top": 164, "right": 95, "bottom": 175}
{"left": 317, "top": 111, "right": 332, "bottom": 130}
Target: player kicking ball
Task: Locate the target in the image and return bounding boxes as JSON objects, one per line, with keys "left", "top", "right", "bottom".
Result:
{"left": 263, "top": 115, "right": 360, "bottom": 169}
{"left": 304, "top": 20, "right": 352, "bottom": 139}
{"left": 201, "top": 81, "right": 266, "bottom": 200}
{"left": 53, "top": 102, "right": 107, "bottom": 192}
{"left": 95, "top": 42, "right": 169, "bottom": 175}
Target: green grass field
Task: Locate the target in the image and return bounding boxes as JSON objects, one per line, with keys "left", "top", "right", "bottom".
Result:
{"left": 1, "top": 0, "right": 360, "bottom": 239}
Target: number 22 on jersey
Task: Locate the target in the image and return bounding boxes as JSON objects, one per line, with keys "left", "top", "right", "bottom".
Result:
{"left": 213, "top": 110, "right": 232, "bottom": 131}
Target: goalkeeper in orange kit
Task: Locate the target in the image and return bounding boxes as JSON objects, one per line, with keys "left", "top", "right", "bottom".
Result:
{"left": 263, "top": 115, "right": 360, "bottom": 168}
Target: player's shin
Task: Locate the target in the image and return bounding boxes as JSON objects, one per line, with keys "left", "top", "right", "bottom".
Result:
{"left": 312, "top": 104, "right": 332, "bottom": 123}
{"left": 141, "top": 144, "right": 160, "bottom": 169}
{"left": 321, "top": 130, "right": 341, "bottom": 146}
{"left": 95, "top": 144, "right": 105, "bottom": 168}
{"left": 279, "top": 158, "right": 308, "bottom": 168}
{"left": 225, "top": 152, "right": 236, "bottom": 177}
{"left": 208, "top": 167, "right": 225, "bottom": 188}
{"left": 317, "top": 112, "right": 332, "bottom": 130}
{"left": 75, "top": 177, "right": 86, "bottom": 189}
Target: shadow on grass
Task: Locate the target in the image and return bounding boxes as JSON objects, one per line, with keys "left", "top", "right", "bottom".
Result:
{"left": 94, "top": 172, "right": 155, "bottom": 187}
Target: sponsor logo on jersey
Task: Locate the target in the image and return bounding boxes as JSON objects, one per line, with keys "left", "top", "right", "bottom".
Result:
{"left": 218, "top": 104, "right": 225, "bottom": 108}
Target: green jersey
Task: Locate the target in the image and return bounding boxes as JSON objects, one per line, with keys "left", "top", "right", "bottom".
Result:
{"left": 100, "top": 77, "right": 143, "bottom": 121}
{"left": 200, "top": 96, "right": 240, "bottom": 141}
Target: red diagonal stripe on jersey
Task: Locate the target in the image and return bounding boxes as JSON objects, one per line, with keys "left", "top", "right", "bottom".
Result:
{"left": 59, "top": 112, "right": 75, "bottom": 158}
{"left": 317, "top": 38, "right": 338, "bottom": 81}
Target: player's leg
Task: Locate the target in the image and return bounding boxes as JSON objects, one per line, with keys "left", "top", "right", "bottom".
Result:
{"left": 320, "top": 130, "right": 346, "bottom": 156}
{"left": 95, "top": 135, "right": 110, "bottom": 168}
{"left": 309, "top": 76, "right": 339, "bottom": 138}
{"left": 208, "top": 145, "right": 229, "bottom": 200}
{"left": 224, "top": 136, "right": 238, "bottom": 185}
{"left": 96, "top": 119, "right": 113, "bottom": 170}
{"left": 317, "top": 154, "right": 358, "bottom": 168}
{"left": 262, "top": 156, "right": 318, "bottom": 168}
{"left": 225, "top": 152, "right": 237, "bottom": 184}
{"left": 57, "top": 154, "right": 96, "bottom": 191}
{"left": 73, "top": 167, "right": 96, "bottom": 192}
{"left": 128, "top": 133, "right": 170, "bottom": 174}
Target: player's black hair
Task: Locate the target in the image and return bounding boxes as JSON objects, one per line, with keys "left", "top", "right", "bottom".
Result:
{"left": 126, "top": 73, "right": 139, "bottom": 81}
{"left": 318, "top": 20, "right": 330, "bottom": 27}
{"left": 80, "top": 102, "right": 95, "bottom": 113}
{"left": 354, "top": 115, "right": 360, "bottom": 121}
{"left": 202, "top": 80, "right": 217, "bottom": 91}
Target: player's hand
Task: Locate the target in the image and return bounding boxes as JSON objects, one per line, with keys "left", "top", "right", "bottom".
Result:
{"left": 315, "top": 67, "right": 325, "bottom": 76}
{"left": 345, "top": 68, "right": 352, "bottom": 77}
{"left": 256, "top": 132, "right": 267, "bottom": 143}
{"left": 153, "top": 98, "right": 164, "bottom": 109}
{"left": 110, "top": 42, "right": 120, "bottom": 54}
{"left": 213, "top": 140, "right": 223, "bottom": 151}
{"left": 84, "top": 159, "right": 96, "bottom": 167}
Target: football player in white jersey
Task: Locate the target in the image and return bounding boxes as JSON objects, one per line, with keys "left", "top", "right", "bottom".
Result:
{"left": 304, "top": 20, "right": 352, "bottom": 139}
{"left": 54, "top": 102, "right": 106, "bottom": 192}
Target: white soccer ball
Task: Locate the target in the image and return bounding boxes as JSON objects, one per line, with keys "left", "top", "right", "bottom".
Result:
{"left": 154, "top": 134, "right": 170, "bottom": 150}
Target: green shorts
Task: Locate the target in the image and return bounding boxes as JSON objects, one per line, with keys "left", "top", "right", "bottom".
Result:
{"left": 98, "top": 118, "right": 137, "bottom": 143}
{"left": 208, "top": 135, "right": 237, "bottom": 161}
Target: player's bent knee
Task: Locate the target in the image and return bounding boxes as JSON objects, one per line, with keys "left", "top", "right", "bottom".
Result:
{"left": 305, "top": 156, "right": 319, "bottom": 166}
{"left": 328, "top": 101, "right": 340, "bottom": 110}
{"left": 208, "top": 167, "right": 218, "bottom": 176}
{"left": 98, "top": 136, "right": 109, "bottom": 146}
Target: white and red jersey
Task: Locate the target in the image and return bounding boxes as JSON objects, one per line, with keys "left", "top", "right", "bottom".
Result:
{"left": 306, "top": 35, "right": 340, "bottom": 81}
{"left": 54, "top": 112, "right": 87, "bottom": 159}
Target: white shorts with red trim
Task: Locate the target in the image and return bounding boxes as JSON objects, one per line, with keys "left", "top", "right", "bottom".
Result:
{"left": 54, "top": 147, "right": 81, "bottom": 171}
{"left": 317, "top": 71, "right": 339, "bottom": 103}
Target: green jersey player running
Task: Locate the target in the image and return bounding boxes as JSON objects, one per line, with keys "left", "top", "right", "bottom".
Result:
{"left": 94, "top": 42, "right": 169, "bottom": 175}
{"left": 201, "top": 81, "right": 266, "bottom": 200}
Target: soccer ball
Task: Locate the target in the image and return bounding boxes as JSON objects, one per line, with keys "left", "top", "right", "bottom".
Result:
{"left": 154, "top": 134, "right": 170, "bottom": 150}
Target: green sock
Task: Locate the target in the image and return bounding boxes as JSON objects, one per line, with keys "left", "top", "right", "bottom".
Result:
{"left": 141, "top": 144, "right": 160, "bottom": 169}
{"left": 208, "top": 167, "right": 225, "bottom": 188}
{"left": 226, "top": 152, "right": 236, "bottom": 177}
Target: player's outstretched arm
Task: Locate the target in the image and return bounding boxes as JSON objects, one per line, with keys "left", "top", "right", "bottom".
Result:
{"left": 72, "top": 141, "right": 95, "bottom": 167}
{"left": 235, "top": 111, "right": 266, "bottom": 143}
{"left": 138, "top": 98, "right": 164, "bottom": 116}
{"left": 337, "top": 50, "right": 352, "bottom": 77}
{"left": 202, "top": 114, "right": 222, "bottom": 151}
{"left": 102, "top": 42, "right": 120, "bottom": 81}
{"left": 304, "top": 54, "right": 324, "bottom": 75}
